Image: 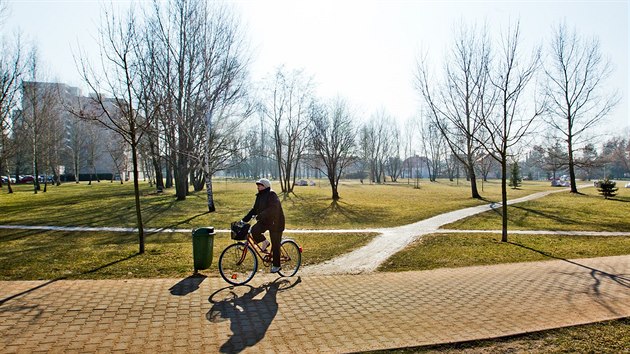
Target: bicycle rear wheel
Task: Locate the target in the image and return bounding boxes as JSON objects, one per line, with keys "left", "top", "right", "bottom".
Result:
{"left": 278, "top": 239, "right": 301, "bottom": 277}
{"left": 218, "top": 243, "right": 258, "bottom": 285}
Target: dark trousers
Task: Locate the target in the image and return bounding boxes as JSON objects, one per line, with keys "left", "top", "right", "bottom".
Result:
{"left": 250, "top": 223, "right": 282, "bottom": 267}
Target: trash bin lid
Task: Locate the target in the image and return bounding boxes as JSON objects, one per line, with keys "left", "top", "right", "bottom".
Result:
{"left": 193, "top": 227, "right": 215, "bottom": 235}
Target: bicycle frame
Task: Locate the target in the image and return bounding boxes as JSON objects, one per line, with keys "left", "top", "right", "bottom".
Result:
{"left": 236, "top": 233, "right": 296, "bottom": 266}
{"left": 237, "top": 233, "right": 269, "bottom": 265}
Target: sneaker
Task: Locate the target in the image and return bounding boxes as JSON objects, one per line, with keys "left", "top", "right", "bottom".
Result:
{"left": 270, "top": 265, "right": 281, "bottom": 274}
{"left": 259, "top": 239, "right": 270, "bottom": 253}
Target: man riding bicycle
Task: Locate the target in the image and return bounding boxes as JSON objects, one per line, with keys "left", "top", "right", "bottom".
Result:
{"left": 241, "top": 178, "right": 285, "bottom": 273}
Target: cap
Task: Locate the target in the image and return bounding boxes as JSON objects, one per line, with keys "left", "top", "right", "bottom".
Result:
{"left": 255, "top": 178, "right": 271, "bottom": 189}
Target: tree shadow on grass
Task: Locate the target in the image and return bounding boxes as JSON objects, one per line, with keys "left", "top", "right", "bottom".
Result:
{"left": 147, "top": 212, "right": 210, "bottom": 234}
{"left": 327, "top": 200, "right": 363, "bottom": 220}
{"left": 0, "top": 253, "right": 139, "bottom": 306}
{"left": 507, "top": 204, "right": 630, "bottom": 231}
{"left": 502, "top": 204, "right": 579, "bottom": 227}
{"left": 293, "top": 199, "right": 373, "bottom": 226}
{"left": 0, "top": 228, "right": 43, "bottom": 242}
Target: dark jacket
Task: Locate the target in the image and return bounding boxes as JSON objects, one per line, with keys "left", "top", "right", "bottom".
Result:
{"left": 243, "top": 188, "right": 285, "bottom": 232}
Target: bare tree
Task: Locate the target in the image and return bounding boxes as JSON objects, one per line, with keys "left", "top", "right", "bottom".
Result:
{"left": 84, "top": 122, "right": 105, "bottom": 185}
{"left": 415, "top": 22, "right": 491, "bottom": 199}
{"left": 261, "top": 67, "right": 314, "bottom": 194}
{"left": 401, "top": 117, "right": 416, "bottom": 184}
{"left": 478, "top": 21, "right": 542, "bottom": 242}
{"left": 37, "top": 85, "right": 68, "bottom": 190}
{"left": 134, "top": 23, "right": 165, "bottom": 193}
{"left": 21, "top": 51, "right": 60, "bottom": 194}
{"left": 147, "top": 0, "right": 250, "bottom": 210}
{"left": 601, "top": 136, "right": 630, "bottom": 178}
{"left": 543, "top": 22, "right": 620, "bottom": 193}
{"left": 309, "top": 97, "right": 357, "bottom": 200}
{"left": 575, "top": 143, "right": 601, "bottom": 180}
{"left": 77, "top": 5, "right": 151, "bottom": 254}
{"left": 64, "top": 114, "right": 88, "bottom": 183}
{"left": 418, "top": 114, "right": 444, "bottom": 182}
{"left": 41, "top": 103, "right": 65, "bottom": 187}
{"left": 103, "top": 129, "right": 128, "bottom": 184}
{"left": 360, "top": 111, "right": 396, "bottom": 184}
{"left": 386, "top": 122, "right": 403, "bottom": 182}
{"left": 196, "top": 4, "right": 251, "bottom": 211}
{"left": 476, "top": 153, "right": 497, "bottom": 182}
{"left": 0, "top": 28, "right": 23, "bottom": 193}
{"left": 535, "top": 139, "right": 569, "bottom": 180}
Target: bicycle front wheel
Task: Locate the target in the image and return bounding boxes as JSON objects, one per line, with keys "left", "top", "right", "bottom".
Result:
{"left": 218, "top": 243, "right": 258, "bottom": 285}
{"left": 278, "top": 239, "right": 301, "bottom": 277}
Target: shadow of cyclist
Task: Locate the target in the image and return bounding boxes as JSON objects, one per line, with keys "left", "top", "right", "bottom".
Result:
{"left": 207, "top": 277, "right": 301, "bottom": 353}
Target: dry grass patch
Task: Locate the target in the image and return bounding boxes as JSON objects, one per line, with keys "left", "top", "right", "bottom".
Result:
{"left": 380, "top": 233, "right": 630, "bottom": 272}
{"left": 369, "top": 318, "right": 630, "bottom": 353}
{"left": 0, "top": 228, "right": 375, "bottom": 280}
{"left": 0, "top": 179, "right": 555, "bottom": 230}
{"left": 444, "top": 185, "right": 630, "bottom": 231}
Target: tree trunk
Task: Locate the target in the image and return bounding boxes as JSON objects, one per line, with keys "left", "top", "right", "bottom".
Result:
{"left": 4, "top": 159, "right": 13, "bottom": 193}
{"left": 175, "top": 154, "right": 188, "bottom": 200}
{"left": 152, "top": 154, "right": 164, "bottom": 192}
{"left": 468, "top": 164, "right": 481, "bottom": 199}
{"left": 130, "top": 142, "right": 145, "bottom": 254}
{"left": 205, "top": 175, "right": 216, "bottom": 212}
{"left": 567, "top": 137, "right": 578, "bottom": 193}
{"left": 74, "top": 153, "right": 80, "bottom": 184}
{"left": 330, "top": 178, "right": 340, "bottom": 200}
{"left": 191, "top": 170, "right": 202, "bottom": 192}
{"left": 327, "top": 167, "right": 340, "bottom": 200}
{"left": 165, "top": 156, "right": 173, "bottom": 189}
{"left": 32, "top": 146, "right": 39, "bottom": 194}
{"left": 175, "top": 166, "right": 188, "bottom": 200}
{"left": 501, "top": 160, "right": 508, "bottom": 242}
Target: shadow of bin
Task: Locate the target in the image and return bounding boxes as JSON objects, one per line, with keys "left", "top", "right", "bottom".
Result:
{"left": 193, "top": 227, "right": 215, "bottom": 273}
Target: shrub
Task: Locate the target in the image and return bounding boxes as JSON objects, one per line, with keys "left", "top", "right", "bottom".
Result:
{"left": 597, "top": 178, "right": 618, "bottom": 199}
{"left": 509, "top": 162, "right": 522, "bottom": 189}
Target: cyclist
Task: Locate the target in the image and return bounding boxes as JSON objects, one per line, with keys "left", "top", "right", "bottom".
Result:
{"left": 241, "top": 178, "right": 285, "bottom": 273}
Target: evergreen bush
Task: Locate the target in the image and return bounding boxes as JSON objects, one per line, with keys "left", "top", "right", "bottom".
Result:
{"left": 509, "top": 162, "right": 522, "bottom": 189}
{"left": 597, "top": 178, "right": 618, "bottom": 199}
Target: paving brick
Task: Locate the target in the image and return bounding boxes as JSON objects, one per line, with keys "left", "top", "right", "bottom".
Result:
{"left": 1, "top": 255, "right": 629, "bottom": 352}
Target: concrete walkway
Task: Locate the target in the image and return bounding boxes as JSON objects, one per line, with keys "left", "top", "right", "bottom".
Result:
{"left": 1, "top": 255, "right": 629, "bottom": 353}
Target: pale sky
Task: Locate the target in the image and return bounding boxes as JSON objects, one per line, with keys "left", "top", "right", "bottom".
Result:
{"left": 3, "top": 0, "right": 629, "bottom": 137}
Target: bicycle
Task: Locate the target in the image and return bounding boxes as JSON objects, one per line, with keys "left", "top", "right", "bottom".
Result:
{"left": 218, "top": 221, "right": 302, "bottom": 286}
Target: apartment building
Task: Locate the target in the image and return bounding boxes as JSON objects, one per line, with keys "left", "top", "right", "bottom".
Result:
{"left": 16, "top": 81, "right": 128, "bottom": 181}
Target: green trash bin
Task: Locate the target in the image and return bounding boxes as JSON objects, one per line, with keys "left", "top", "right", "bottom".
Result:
{"left": 192, "top": 227, "right": 215, "bottom": 272}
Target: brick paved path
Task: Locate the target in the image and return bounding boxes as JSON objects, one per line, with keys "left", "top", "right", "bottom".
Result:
{"left": 1, "top": 255, "right": 628, "bottom": 353}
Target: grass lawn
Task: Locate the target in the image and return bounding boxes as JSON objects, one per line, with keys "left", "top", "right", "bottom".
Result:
{"left": 444, "top": 184, "right": 630, "bottom": 231}
{"left": 0, "top": 178, "right": 554, "bottom": 229}
{"left": 0, "top": 228, "right": 375, "bottom": 280}
{"left": 379, "top": 233, "right": 630, "bottom": 272}
{"left": 371, "top": 318, "right": 630, "bottom": 353}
